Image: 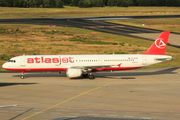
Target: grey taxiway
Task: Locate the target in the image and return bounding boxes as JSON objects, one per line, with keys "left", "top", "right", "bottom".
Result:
{"left": 0, "top": 67, "right": 180, "bottom": 120}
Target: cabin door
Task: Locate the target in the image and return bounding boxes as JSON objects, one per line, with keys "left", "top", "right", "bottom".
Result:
{"left": 21, "top": 57, "right": 26, "bottom": 67}
{"left": 142, "top": 56, "right": 147, "bottom": 65}
{"left": 98, "top": 58, "right": 102, "bottom": 65}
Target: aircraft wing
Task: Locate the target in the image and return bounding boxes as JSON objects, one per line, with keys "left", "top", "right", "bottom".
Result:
{"left": 70, "top": 64, "right": 115, "bottom": 70}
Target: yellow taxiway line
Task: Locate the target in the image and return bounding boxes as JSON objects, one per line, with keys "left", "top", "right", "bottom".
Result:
{"left": 21, "top": 82, "right": 112, "bottom": 120}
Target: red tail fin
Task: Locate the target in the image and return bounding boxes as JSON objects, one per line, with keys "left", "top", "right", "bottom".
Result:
{"left": 143, "top": 31, "right": 170, "bottom": 55}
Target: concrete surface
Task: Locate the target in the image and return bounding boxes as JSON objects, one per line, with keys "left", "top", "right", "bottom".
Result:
{"left": 0, "top": 67, "right": 180, "bottom": 120}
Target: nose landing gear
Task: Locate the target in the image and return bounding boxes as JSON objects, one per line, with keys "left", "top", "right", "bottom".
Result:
{"left": 21, "top": 71, "right": 25, "bottom": 79}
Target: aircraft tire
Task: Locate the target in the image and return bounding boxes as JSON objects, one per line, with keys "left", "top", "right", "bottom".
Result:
{"left": 21, "top": 75, "right": 24, "bottom": 79}
{"left": 89, "top": 75, "right": 95, "bottom": 80}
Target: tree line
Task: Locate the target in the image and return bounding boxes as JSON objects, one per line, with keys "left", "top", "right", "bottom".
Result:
{"left": 0, "top": 0, "right": 180, "bottom": 8}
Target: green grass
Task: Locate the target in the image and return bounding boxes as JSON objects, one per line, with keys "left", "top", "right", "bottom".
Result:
{"left": 0, "top": 28, "right": 26, "bottom": 34}
{"left": 47, "top": 47, "right": 52, "bottom": 49}
{"left": 69, "top": 37, "right": 112, "bottom": 45}
{"left": 109, "top": 51, "right": 127, "bottom": 54}
{"left": 14, "top": 44, "right": 24, "bottom": 47}
{"left": 1, "top": 54, "right": 10, "bottom": 60}
{"left": 69, "top": 37, "right": 122, "bottom": 45}
{"left": 119, "top": 42, "right": 125, "bottom": 46}
{"left": 0, "top": 6, "right": 180, "bottom": 19}
{"left": 112, "top": 42, "right": 118, "bottom": 45}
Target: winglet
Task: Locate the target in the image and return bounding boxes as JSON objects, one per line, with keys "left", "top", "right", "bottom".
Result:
{"left": 143, "top": 31, "right": 170, "bottom": 55}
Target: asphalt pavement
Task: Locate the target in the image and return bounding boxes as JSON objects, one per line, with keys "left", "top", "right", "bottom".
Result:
{"left": 1, "top": 15, "right": 180, "bottom": 48}
{"left": 0, "top": 67, "right": 180, "bottom": 120}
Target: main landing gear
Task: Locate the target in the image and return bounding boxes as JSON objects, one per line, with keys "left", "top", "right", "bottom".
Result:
{"left": 82, "top": 74, "right": 88, "bottom": 78}
{"left": 21, "top": 71, "right": 25, "bottom": 79}
{"left": 88, "top": 73, "right": 95, "bottom": 80}
{"left": 82, "top": 73, "right": 95, "bottom": 80}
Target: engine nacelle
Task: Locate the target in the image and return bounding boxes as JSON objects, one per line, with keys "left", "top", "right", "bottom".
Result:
{"left": 66, "top": 69, "right": 82, "bottom": 78}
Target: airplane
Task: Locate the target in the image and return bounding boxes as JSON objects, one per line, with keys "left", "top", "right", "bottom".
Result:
{"left": 2, "top": 31, "right": 172, "bottom": 79}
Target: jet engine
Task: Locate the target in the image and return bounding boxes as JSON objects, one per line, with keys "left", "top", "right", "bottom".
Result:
{"left": 66, "top": 68, "right": 82, "bottom": 78}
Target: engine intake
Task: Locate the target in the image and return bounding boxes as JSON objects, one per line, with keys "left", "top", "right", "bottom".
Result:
{"left": 66, "top": 69, "right": 82, "bottom": 78}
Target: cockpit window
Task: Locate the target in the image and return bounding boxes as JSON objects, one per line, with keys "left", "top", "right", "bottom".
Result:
{"left": 8, "top": 60, "right": 16, "bottom": 63}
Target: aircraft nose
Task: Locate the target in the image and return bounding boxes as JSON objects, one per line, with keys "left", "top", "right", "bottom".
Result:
{"left": 2, "top": 63, "right": 7, "bottom": 69}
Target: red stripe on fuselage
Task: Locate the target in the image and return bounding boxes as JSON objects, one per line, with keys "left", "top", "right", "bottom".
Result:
{"left": 3, "top": 67, "right": 140, "bottom": 72}
{"left": 92, "top": 67, "right": 140, "bottom": 72}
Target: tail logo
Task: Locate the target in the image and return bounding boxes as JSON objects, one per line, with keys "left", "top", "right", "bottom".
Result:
{"left": 155, "top": 38, "right": 166, "bottom": 49}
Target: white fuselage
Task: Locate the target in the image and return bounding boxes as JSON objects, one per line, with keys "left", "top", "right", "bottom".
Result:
{"left": 2, "top": 54, "right": 172, "bottom": 72}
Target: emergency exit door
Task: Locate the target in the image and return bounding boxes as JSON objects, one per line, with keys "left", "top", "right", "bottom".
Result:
{"left": 21, "top": 57, "right": 26, "bottom": 67}
{"left": 142, "top": 56, "right": 147, "bottom": 65}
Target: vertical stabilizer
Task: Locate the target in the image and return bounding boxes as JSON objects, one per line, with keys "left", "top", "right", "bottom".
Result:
{"left": 143, "top": 31, "right": 170, "bottom": 55}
